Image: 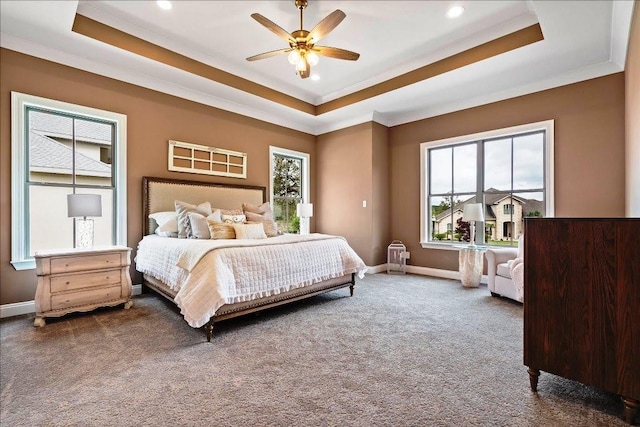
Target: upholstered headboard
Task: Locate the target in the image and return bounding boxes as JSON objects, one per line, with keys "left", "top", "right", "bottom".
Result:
{"left": 142, "top": 176, "right": 266, "bottom": 235}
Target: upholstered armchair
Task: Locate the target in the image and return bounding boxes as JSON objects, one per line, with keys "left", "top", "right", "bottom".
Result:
{"left": 485, "top": 236, "right": 524, "bottom": 303}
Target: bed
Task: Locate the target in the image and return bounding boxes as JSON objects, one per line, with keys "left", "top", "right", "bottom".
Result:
{"left": 136, "top": 176, "right": 367, "bottom": 341}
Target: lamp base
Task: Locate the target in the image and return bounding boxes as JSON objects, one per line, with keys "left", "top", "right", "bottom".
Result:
{"left": 75, "top": 218, "right": 95, "bottom": 248}
{"left": 299, "top": 217, "right": 310, "bottom": 235}
{"left": 469, "top": 221, "right": 476, "bottom": 247}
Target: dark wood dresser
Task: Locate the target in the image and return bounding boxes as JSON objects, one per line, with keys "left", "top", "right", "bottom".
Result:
{"left": 524, "top": 218, "right": 639, "bottom": 424}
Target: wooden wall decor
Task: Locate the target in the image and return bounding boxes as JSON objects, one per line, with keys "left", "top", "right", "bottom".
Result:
{"left": 168, "top": 140, "right": 247, "bottom": 179}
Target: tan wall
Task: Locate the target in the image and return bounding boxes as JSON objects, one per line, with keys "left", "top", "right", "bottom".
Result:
{"left": 627, "top": 5, "right": 640, "bottom": 216}
{"left": 389, "top": 73, "right": 626, "bottom": 272}
{"left": 316, "top": 123, "right": 373, "bottom": 264}
{"left": 0, "top": 48, "right": 315, "bottom": 305}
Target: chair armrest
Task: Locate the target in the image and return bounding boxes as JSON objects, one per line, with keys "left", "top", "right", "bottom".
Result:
{"left": 485, "top": 248, "right": 519, "bottom": 292}
{"left": 485, "top": 248, "right": 519, "bottom": 265}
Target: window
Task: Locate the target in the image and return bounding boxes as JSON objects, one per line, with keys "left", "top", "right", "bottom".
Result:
{"left": 269, "top": 146, "right": 309, "bottom": 233}
{"left": 420, "top": 120, "right": 554, "bottom": 248}
{"left": 11, "top": 92, "right": 127, "bottom": 270}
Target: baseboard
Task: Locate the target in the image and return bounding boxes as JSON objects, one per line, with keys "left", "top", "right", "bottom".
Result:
{"left": 0, "top": 284, "right": 143, "bottom": 319}
{"left": 365, "top": 264, "right": 387, "bottom": 274}
{"left": 370, "top": 264, "right": 488, "bottom": 284}
{"left": 0, "top": 300, "right": 35, "bottom": 319}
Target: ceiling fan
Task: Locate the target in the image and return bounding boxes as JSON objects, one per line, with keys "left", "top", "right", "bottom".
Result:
{"left": 246, "top": 0, "right": 360, "bottom": 79}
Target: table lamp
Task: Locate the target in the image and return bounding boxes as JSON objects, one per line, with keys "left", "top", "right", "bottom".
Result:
{"left": 67, "top": 194, "right": 102, "bottom": 248}
{"left": 463, "top": 203, "right": 484, "bottom": 247}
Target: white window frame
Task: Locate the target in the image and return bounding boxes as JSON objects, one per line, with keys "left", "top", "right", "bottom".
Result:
{"left": 269, "top": 146, "right": 310, "bottom": 206}
{"left": 10, "top": 92, "right": 127, "bottom": 270}
{"left": 419, "top": 120, "right": 554, "bottom": 249}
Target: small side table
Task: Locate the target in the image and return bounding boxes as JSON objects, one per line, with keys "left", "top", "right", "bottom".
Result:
{"left": 456, "top": 245, "right": 487, "bottom": 288}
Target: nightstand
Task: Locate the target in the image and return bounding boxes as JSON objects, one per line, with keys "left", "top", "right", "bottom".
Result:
{"left": 33, "top": 246, "right": 133, "bottom": 327}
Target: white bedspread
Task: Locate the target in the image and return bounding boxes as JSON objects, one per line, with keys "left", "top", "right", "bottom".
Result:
{"left": 135, "top": 234, "right": 367, "bottom": 327}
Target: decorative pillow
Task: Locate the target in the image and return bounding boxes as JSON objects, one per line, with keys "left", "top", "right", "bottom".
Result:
{"left": 233, "top": 223, "right": 267, "bottom": 240}
{"left": 242, "top": 202, "right": 274, "bottom": 220}
{"left": 245, "top": 212, "right": 279, "bottom": 237}
{"left": 222, "top": 214, "right": 246, "bottom": 224}
{"left": 149, "top": 211, "right": 178, "bottom": 237}
{"left": 207, "top": 220, "right": 236, "bottom": 239}
{"left": 213, "top": 207, "right": 243, "bottom": 216}
{"left": 175, "top": 201, "right": 212, "bottom": 239}
{"left": 187, "top": 210, "right": 222, "bottom": 239}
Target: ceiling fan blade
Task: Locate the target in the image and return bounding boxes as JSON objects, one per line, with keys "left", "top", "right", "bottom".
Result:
{"left": 313, "top": 46, "right": 360, "bottom": 61}
{"left": 307, "top": 9, "right": 346, "bottom": 44}
{"left": 246, "top": 48, "right": 292, "bottom": 62}
{"left": 251, "top": 13, "right": 295, "bottom": 44}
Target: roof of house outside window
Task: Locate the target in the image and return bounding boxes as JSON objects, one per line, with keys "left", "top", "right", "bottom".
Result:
{"left": 30, "top": 111, "right": 112, "bottom": 145}
{"left": 29, "top": 132, "right": 111, "bottom": 177}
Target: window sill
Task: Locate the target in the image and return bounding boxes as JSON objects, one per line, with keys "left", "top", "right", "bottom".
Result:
{"left": 11, "top": 259, "right": 36, "bottom": 271}
{"left": 419, "top": 242, "right": 463, "bottom": 251}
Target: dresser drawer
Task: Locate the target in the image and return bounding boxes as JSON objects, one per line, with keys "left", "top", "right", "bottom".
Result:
{"left": 50, "top": 253, "right": 122, "bottom": 274}
{"left": 50, "top": 285, "right": 124, "bottom": 311}
{"left": 50, "top": 269, "right": 122, "bottom": 293}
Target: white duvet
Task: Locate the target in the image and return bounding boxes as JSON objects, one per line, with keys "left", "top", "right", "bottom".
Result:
{"left": 135, "top": 234, "right": 367, "bottom": 327}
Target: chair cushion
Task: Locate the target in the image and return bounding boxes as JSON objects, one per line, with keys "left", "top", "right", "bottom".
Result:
{"left": 497, "top": 262, "right": 512, "bottom": 279}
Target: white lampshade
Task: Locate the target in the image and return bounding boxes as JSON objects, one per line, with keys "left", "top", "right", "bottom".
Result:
{"left": 296, "top": 203, "right": 313, "bottom": 218}
{"left": 463, "top": 203, "right": 484, "bottom": 222}
{"left": 67, "top": 194, "right": 102, "bottom": 218}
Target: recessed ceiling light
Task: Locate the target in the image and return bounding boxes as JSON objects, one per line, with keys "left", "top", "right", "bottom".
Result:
{"left": 157, "top": 1, "right": 172, "bottom": 10}
{"left": 311, "top": 74, "right": 320, "bottom": 81}
{"left": 447, "top": 5, "right": 464, "bottom": 18}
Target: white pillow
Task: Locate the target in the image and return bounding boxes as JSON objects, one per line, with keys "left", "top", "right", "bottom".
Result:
{"left": 187, "top": 210, "right": 222, "bottom": 239}
{"left": 232, "top": 223, "right": 267, "bottom": 240}
{"left": 149, "top": 211, "right": 178, "bottom": 237}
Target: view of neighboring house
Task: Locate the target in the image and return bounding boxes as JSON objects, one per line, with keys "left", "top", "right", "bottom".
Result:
{"left": 28, "top": 110, "right": 113, "bottom": 253}
{"left": 433, "top": 190, "right": 544, "bottom": 242}
{"left": 29, "top": 110, "right": 112, "bottom": 184}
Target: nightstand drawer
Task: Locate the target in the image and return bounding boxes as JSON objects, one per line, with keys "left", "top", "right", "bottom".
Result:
{"left": 50, "top": 285, "right": 123, "bottom": 311}
{"left": 50, "top": 253, "right": 122, "bottom": 274}
{"left": 50, "top": 270, "right": 122, "bottom": 293}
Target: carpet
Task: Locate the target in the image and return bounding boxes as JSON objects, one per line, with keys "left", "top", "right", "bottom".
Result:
{"left": 0, "top": 273, "right": 632, "bottom": 426}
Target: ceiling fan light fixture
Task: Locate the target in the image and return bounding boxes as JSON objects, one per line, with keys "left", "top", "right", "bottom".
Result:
{"left": 307, "top": 51, "right": 319, "bottom": 66}
{"left": 247, "top": 0, "right": 359, "bottom": 79}
{"left": 287, "top": 50, "right": 301, "bottom": 65}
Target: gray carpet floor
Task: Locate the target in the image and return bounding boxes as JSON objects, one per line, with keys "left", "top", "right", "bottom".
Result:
{"left": 0, "top": 273, "right": 633, "bottom": 426}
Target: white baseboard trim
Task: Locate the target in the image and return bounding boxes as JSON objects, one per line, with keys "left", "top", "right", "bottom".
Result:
{"left": 0, "top": 300, "right": 35, "bottom": 319}
{"left": 369, "top": 264, "right": 488, "bottom": 284}
{"left": 0, "top": 284, "right": 143, "bottom": 319}
{"left": 365, "top": 264, "right": 388, "bottom": 274}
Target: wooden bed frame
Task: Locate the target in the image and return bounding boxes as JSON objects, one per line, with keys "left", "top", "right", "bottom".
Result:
{"left": 140, "top": 176, "right": 356, "bottom": 341}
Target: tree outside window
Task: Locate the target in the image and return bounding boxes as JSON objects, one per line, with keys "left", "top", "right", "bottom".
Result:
{"left": 270, "top": 147, "right": 309, "bottom": 234}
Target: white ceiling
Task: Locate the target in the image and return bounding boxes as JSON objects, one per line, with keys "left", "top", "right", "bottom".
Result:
{"left": 0, "top": 1, "right": 635, "bottom": 135}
